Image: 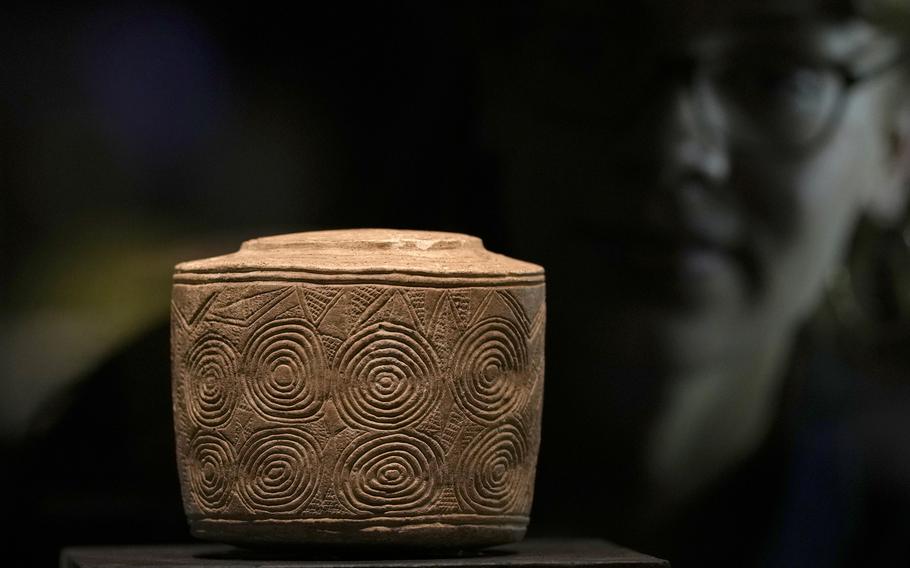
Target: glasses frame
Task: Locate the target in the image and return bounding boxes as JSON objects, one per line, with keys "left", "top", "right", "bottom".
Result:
{"left": 683, "top": 44, "right": 910, "bottom": 154}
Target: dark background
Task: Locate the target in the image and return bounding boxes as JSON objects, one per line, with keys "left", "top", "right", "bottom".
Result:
{"left": 0, "top": 2, "right": 508, "bottom": 259}
{"left": 6, "top": 3, "right": 910, "bottom": 567}
{"left": 0, "top": 2, "right": 538, "bottom": 565}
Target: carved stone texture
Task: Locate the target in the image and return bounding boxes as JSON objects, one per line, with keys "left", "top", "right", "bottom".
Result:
{"left": 171, "top": 229, "right": 545, "bottom": 549}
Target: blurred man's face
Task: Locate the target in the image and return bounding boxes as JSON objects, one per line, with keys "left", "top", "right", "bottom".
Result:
{"left": 492, "top": 2, "right": 907, "bottom": 369}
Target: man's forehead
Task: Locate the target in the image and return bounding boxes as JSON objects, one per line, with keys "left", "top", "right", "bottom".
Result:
{"left": 510, "top": 1, "right": 896, "bottom": 64}
{"left": 665, "top": 0, "right": 854, "bottom": 22}
{"left": 666, "top": 0, "right": 910, "bottom": 47}
{"left": 650, "top": 0, "right": 858, "bottom": 43}
{"left": 662, "top": 0, "right": 893, "bottom": 59}
{"left": 526, "top": 0, "right": 855, "bottom": 23}
{"left": 520, "top": 0, "right": 858, "bottom": 41}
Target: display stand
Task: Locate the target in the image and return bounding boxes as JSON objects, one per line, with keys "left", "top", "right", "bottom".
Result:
{"left": 61, "top": 538, "right": 668, "bottom": 567}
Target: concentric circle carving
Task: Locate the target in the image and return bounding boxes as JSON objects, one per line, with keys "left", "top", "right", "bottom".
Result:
{"left": 237, "top": 427, "right": 321, "bottom": 514}
{"left": 188, "top": 432, "right": 235, "bottom": 512}
{"left": 336, "top": 431, "right": 444, "bottom": 515}
{"left": 243, "top": 318, "right": 327, "bottom": 422}
{"left": 334, "top": 323, "right": 440, "bottom": 431}
{"left": 456, "top": 418, "right": 528, "bottom": 514}
{"left": 184, "top": 333, "right": 239, "bottom": 428}
{"left": 451, "top": 317, "right": 529, "bottom": 424}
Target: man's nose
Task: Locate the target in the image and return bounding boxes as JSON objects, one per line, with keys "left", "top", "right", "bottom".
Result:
{"left": 656, "top": 83, "right": 731, "bottom": 190}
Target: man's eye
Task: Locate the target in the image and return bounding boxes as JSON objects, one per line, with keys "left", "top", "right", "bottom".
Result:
{"left": 715, "top": 62, "right": 838, "bottom": 116}
{"left": 729, "top": 63, "right": 822, "bottom": 94}
{"left": 767, "top": 67, "right": 829, "bottom": 102}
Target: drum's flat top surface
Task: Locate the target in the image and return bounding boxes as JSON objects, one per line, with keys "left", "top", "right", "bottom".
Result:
{"left": 175, "top": 229, "right": 543, "bottom": 281}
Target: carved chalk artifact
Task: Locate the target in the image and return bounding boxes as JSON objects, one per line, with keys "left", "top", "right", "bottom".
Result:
{"left": 171, "top": 229, "right": 545, "bottom": 548}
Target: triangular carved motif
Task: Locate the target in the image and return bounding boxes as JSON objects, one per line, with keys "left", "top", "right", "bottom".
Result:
{"left": 320, "top": 399, "right": 347, "bottom": 435}
{"left": 449, "top": 291, "right": 473, "bottom": 328}
{"left": 210, "top": 287, "right": 293, "bottom": 326}
{"left": 347, "top": 286, "right": 384, "bottom": 322}
{"left": 405, "top": 290, "right": 428, "bottom": 330}
{"left": 436, "top": 487, "right": 460, "bottom": 513}
{"left": 171, "top": 287, "right": 220, "bottom": 328}
{"left": 318, "top": 290, "right": 353, "bottom": 339}
{"left": 438, "top": 405, "right": 466, "bottom": 452}
{"left": 362, "top": 290, "right": 419, "bottom": 329}
{"left": 319, "top": 334, "right": 343, "bottom": 366}
{"left": 428, "top": 293, "right": 462, "bottom": 364}
{"left": 476, "top": 290, "right": 531, "bottom": 334}
{"left": 507, "top": 286, "right": 545, "bottom": 327}
{"left": 297, "top": 286, "right": 342, "bottom": 325}
{"left": 319, "top": 486, "right": 344, "bottom": 515}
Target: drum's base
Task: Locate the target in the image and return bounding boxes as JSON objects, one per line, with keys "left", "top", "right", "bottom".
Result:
{"left": 190, "top": 515, "right": 528, "bottom": 550}
{"left": 61, "top": 539, "right": 670, "bottom": 567}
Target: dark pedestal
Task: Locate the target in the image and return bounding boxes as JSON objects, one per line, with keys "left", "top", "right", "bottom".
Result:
{"left": 60, "top": 539, "right": 668, "bottom": 568}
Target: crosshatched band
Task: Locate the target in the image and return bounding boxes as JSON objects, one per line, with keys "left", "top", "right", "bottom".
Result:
{"left": 334, "top": 322, "right": 441, "bottom": 431}
{"left": 242, "top": 318, "right": 328, "bottom": 422}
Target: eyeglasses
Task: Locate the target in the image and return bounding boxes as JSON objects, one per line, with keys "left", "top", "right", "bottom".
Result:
{"left": 677, "top": 45, "right": 908, "bottom": 152}
{"left": 520, "top": 39, "right": 907, "bottom": 153}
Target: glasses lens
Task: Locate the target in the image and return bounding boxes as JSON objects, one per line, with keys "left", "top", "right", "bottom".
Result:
{"left": 706, "top": 56, "right": 842, "bottom": 148}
